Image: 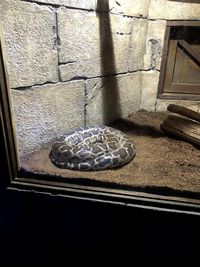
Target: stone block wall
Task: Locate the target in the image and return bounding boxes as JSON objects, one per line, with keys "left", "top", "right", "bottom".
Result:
{"left": 0, "top": 0, "right": 200, "bottom": 155}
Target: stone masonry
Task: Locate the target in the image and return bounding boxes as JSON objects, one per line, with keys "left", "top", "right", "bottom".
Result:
{"left": 0, "top": 0, "right": 200, "bottom": 155}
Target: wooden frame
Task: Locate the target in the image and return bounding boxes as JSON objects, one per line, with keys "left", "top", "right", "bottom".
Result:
{"left": 1, "top": 34, "right": 200, "bottom": 215}
{"left": 158, "top": 21, "right": 200, "bottom": 100}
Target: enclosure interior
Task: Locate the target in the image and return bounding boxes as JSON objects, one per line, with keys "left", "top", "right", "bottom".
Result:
{"left": 1, "top": 0, "right": 200, "bottom": 198}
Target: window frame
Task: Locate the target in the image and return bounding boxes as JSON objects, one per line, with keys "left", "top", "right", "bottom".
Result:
{"left": 1, "top": 33, "right": 200, "bottom": 215}
{"left": 158, "top": 20, "right": 200, "bottom": 101}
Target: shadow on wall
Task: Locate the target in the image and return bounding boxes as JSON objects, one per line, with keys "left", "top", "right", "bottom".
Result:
{"left": 96, "top": 0, "right": 122, "bottom": 125}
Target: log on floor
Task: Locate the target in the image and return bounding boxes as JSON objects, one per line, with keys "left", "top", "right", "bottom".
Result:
{"left": 167, "top": 104, "right": 200, "bottom": 123}
{"left": 161, "top": 115, "right": 200, "bottom": 147}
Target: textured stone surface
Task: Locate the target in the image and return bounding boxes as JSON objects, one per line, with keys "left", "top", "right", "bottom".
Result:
{"left": 0, "top": 0, "right": 59, "bottom": 88}
{"left": 58, "top": 8, "right": 133, "bottom": 81}
{"left": 149, "top": 0, "right": 200, "bottom": 20}
{"left": 3, "top": 0, "right": 200, "bottom": 158}
{"left": 140, "top": 71, "right": 160, "bottom": 111}
{"left": 85, "top": 73, "right": 141, "bottom": 125}
{"left": 143, "top": 20, "right": 166, "bottom": 70}
{"left": 109, "top": 0, "right": 150, "bottom": 18}
{"left": 21, "top": 0, "right": 150, "bottom": 17}
{"left": 156, "top": 99, "right": 200, "bottom": 112}
{"left": 11, "top": 81, "right": 85, "bottom": 156}
{"left": 21, "top": 0, "right": 96, "bottom": 10}
{"left": 128, "top": 19, "right": 148, "bottom": 71}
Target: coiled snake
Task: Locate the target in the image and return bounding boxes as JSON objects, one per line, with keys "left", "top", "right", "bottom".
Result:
{"left": 49, "top": 126, "right": 135, "bottom": 171}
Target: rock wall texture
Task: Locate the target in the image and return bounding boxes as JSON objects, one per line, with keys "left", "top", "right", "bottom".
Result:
{"left": 0, "top": 0, "right": 200, "bottom": 155}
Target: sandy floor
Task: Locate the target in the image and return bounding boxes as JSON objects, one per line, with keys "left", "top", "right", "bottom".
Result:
{"left": 20, "top": 110, "right": 200, "bottom": 197}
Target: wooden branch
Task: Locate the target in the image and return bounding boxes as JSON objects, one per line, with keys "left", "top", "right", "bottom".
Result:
{"left": 161, "top": 115, "right": 200, "bottom": 146}
{"left": 167, "top": 104, "right": 200, "bottom": 123}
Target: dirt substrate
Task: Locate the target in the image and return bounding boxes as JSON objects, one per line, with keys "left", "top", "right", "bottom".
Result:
{"left": 20, "top": 110, "right": 200, "bottom": 198}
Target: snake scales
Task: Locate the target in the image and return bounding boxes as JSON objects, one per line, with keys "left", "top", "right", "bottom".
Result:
{"left": 49, "top": 126, "right": 135, "bottom": 171}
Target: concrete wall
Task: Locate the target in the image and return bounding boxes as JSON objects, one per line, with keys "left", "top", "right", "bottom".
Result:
{"left": 0, "top": 0, "right": 200, "bottom": 155}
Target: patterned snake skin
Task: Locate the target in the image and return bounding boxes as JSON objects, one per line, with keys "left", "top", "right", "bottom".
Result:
{"left": 49, "top": 126, "right": 135, "bottom": 171}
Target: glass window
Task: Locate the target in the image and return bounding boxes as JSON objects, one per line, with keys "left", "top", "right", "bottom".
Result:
{"left": 1, "top": 0, "right": 200, "bottom": 213}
